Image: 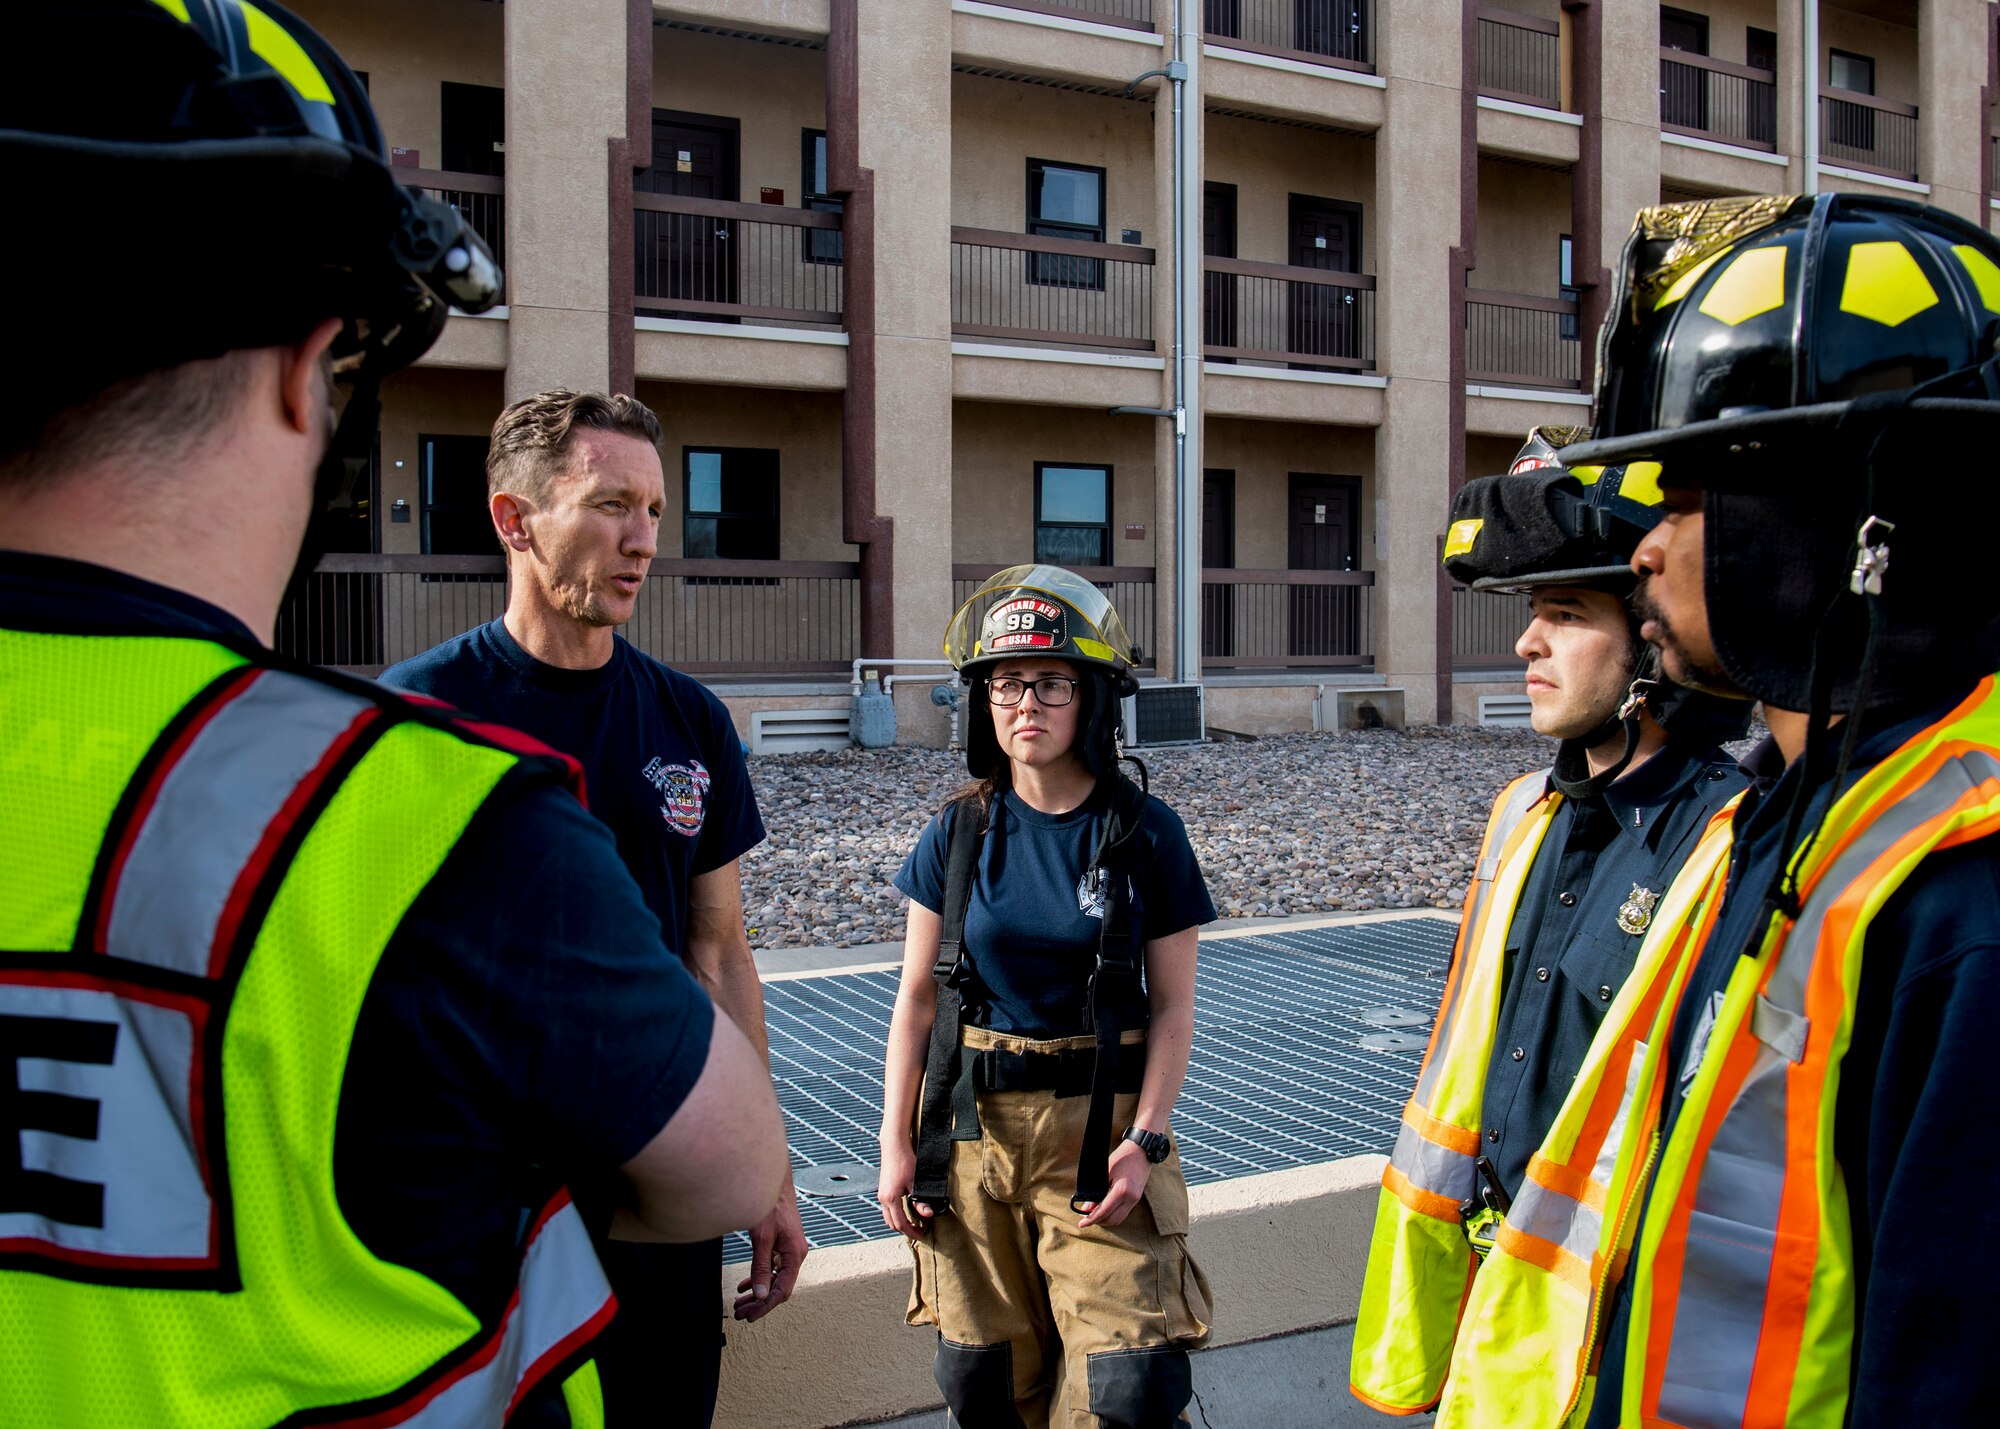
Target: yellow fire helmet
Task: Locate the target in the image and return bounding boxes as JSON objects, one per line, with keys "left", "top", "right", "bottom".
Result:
{"left": 944, "top": 565, "right": 1139, "bottom": 691}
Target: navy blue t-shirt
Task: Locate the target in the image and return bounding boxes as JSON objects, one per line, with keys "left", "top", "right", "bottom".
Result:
{"left": 895, "top": 789, "right": 1217, "bottom": 1036}
{"left": 1585, "top": 691, "right": 2000, "bottom": 1428}
{"left": 0, "top": 553, "right": 716, "bottom": 1325}
{"left": 385, "top": 620, "right": 765, "bottom": 956}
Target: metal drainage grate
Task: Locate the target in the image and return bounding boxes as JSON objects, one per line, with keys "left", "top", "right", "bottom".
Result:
{"left": 725, "top": 912, "right": 1457, "bottom": 1257}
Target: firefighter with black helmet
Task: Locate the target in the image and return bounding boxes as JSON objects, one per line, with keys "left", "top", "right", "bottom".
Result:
{"left": 0, "top": 5, "right": 787, "bottom": 1424}
{"left": 876, "top": 566, "right": 1216, "bottom": 1429}
{"left": 1349, "top": 430, "right": 1751, "bottom": 1423}
{"left": 1451, "top": 192, "right": 2000, "bottom": 1428}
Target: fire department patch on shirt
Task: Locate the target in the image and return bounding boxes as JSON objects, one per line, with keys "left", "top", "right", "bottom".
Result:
{"left": 1077, "top": 868, "right": 1107, "bottom": 921}
{"left": 643, "top": 756, "right": 710, "bottom": 836}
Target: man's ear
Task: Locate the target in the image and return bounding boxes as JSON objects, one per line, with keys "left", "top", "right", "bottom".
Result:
{"left": 491, "top": 490, "right": 533, "bottom": 552}
{"left": 278, "top": 318, "right": 346, "bottom": 436}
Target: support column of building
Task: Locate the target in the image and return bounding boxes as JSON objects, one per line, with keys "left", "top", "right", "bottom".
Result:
{"left": 1774, "top": 0, "right": 1806, "bottom": 189}
{"left": 502, "top": 0, "right": 631, "bottom": 399}
{"left": 1917, "top": 0, "right": 1989, "bottom": 224}
{"left": 829, "top": 0, "right": 955, "bottom": 742}
{"left": 1376, "top": 0, "right": 1468, "bottom": 726}
{"left": 1595, "top": 0, "right": 1662, "bottom": 287}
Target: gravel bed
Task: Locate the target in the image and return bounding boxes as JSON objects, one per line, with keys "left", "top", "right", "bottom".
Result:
{"left": 739, "top": 725, "right": 1557, "bottom": 949}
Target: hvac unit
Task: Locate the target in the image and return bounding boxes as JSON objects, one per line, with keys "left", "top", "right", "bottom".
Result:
{"left": 1478, "top": 694, "right": 1535, "bottom": 730}
{"left": 1121, "top": 683, "right": 1205, "bottom": 748}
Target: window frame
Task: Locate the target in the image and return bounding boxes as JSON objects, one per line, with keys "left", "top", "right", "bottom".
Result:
{"left": 1033, "top": 462, "right": 1113, "bottom": 568}
{"left": 1827, "top": 48, "right": 1875, "bottom": 96}
{"left": 800, "top": 128, "right": 844, "bottom": 265}
{"left": 1025, "top": 157, "right": 1108, "bottom": 290}
{"left": 1559, "top": 233, "right": 1580, "bottom": 341}
{"left": 683, "top": 446, "right": 781, "bottom": 564}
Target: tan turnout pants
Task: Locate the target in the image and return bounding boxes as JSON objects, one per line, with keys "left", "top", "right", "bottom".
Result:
{"left": 907, "top": 1027, "right": 1213, "bottom": 1429}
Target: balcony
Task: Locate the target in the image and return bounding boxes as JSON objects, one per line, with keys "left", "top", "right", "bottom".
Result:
{"left": 405, "top": 168, "right": 506, "bottom": 271}
{"left": 1452, "top": 584, "right": 1525, "bottom": 668}
{"left": 1659, "top": 49, "right": 1777, "bottom": 152}
{"left": 980, "top": 0, "right": 1155, "bottom": 30}
{"left": 633, "top": 193, "right": 845, "bottom": 328}
{"left": 280, "top": 556, "right": 861, "bottom": 675}
{"left": 950, "top": 228, "right": 1157, "bottom": 351}
{"left": 1464, "top": 289, "right": 1581, "bottom": 390}
{"left": 1477, "top": 6, "right": 1562, "bottom": 111}
{"left": 1201, "top": 569, "right": 1375, "bottom": 669}
{"left": 1203, "top": 259, "right": 1378, "bottom": 370}
{"left": 1819, "top": 88, "right": 1918, "bottom": 181}
{"left": 1202, "top": 0, "right": 1376, "bottom": 74}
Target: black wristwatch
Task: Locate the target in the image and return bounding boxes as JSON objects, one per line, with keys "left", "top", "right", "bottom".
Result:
{"left": 1123, "top": 1126, "right": 1171, "bottom": 1164}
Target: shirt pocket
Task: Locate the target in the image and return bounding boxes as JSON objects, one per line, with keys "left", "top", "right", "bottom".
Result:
{"left": 1557, "top": 927, "right": 1644, "bottom": 1022}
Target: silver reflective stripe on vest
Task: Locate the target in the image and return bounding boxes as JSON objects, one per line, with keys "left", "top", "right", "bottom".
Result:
{"left": 1413, "top": 774, "right": 1550, "bottom": 1110}
{"left": 394, "top": 1198, "right": 613, "bottom": 1427}
{"left": 104, "top": 672, "right": 375, "bottom": 975}
{"left": 1655, "top": 749, "right": 2000, "bottom": 1425}
{"left": 1390, "top": 1119, "right": 1477, "bottom": 1203}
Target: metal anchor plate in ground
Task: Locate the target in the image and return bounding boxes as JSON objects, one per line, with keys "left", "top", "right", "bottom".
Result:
{"left": 1358, "top": 1032, "right": 1429, "bottom": 1052}
{"left": 794, "top": 1162, "right": 878, "bottom": 1198}
{"left": 1358, "top": 1006, "right": 1431, "bottom": 1028}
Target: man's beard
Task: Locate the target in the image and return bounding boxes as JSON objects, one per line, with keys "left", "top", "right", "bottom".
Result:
{"left": 1632, "top": 576, "right": 1735, "bottom": 694}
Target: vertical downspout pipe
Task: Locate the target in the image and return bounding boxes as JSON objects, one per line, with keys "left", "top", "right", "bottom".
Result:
{"left": 1174, "top": 0, "right": 1203, "bottom": 685}
{"left": 1802, "top": 0, "right": 1820, "bottom": 193}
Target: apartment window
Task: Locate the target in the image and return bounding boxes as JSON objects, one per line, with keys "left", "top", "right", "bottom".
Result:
{"left": 1559, "top": 234, "right": 1580, "bottom": 341}
{"left": 685, "top": 447, "right": 779, "bottom": 561}
{"left": 1660, "top": 7, "right": 1708, "bottom": 54}
{"left": 441, "top": 82, "right": 505, "bottom": 177}
{"left": 1829, "top": 49, "right": 1874, "bottom": 95}
{"left": 420, "top": 435, "right": 495, "bottom": 556}
{"left": 1034, "top": 464, "right": 1111, "bottom": 566}
{"left": 801, "top": 129, "right": 844, "bottom": 264}
{"left": 1027, "top": 159, "right": 1106, "bottom": 289}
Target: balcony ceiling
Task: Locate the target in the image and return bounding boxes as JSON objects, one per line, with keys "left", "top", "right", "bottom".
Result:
{"left": 1823, "top": 0, "right": 1917, "bottom": 30}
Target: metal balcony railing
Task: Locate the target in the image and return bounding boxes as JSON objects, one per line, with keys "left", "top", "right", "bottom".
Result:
{"left": 1659, "top": 49, "right": 1777, "bottom": 151}
{"left": 1820, "top": 88, "right": 1919, "bottom": 181}
{"left": 1464, "top": 289, "right": 1582, "bottom": 390}
{"left": 1203, "top": 258, "right": 1377, "bottom": 370}
{"left": 633, "top": 192, "right": 844, "bottom": 326}
{"left": 1200, "top": 569, "right": 1375, "bottom": 669}
{"left": 951, "top": 228, "right": 1156, "bottom": 351}
{"left": 1452, "top": 584, "right": 1527, "bottom": 667}
{"left": 279, "top": 556, "right": 861, "bottom": 675}
{"left": 1477, "top": 6, "right": 1561, "bottom": 110}
{"left": 1202, "top": 0, "right": 1375, "bottom": 73}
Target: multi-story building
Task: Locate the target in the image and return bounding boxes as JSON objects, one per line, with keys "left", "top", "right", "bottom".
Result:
{"left": 281, "top": 0, "right": 2000, "bottom": 745}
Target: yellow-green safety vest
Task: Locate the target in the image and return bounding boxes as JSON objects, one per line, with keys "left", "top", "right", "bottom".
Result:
{"left": 1433, "top": 804, "right": 1737, "bottom": 1429}
{"left": 1592, "top": 676, "right": 2000, "bottom": 1428}
{"left": 0, "top": 628, "right": 613, "bottom": 1427}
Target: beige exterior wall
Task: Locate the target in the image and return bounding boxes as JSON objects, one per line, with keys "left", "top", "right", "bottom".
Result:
{"left": 1821, "top": 2, "right": 1921, "bottom": 103}
{"left": 1686, "top": 0, "right": 1784, "bottom": 68}
{"left": 634, "top": 382, "right": 853, "bottom": 562}
{"left": 1204, "top": 419, "right": 1378, "bottom": 572}
{"left": 950, "top": 75, "right": 1159, "bottom": 240}
{"left": 290, "top": 0, "right": 504, "bottom": 166}
{"left": 374, "top": 368, "right": 509, "bottom": 557}
{"left": 1205, "top": 117, "right": 1377, "bottom": 270}
{"left": 1471, "top": 158, "right": 1574, "bottom": 297}
{"left": 950, "top": 403, "right": 1160, "bottom": 567}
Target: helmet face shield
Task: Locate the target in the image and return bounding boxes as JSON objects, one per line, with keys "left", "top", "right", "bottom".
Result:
{"left": 945, "top": 565, "right": 1137, "bottom": 678}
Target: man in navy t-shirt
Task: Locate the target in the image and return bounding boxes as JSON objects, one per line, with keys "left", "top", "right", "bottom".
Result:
{"left": 384, "top": 389, "right": 801, "bottom": 1429}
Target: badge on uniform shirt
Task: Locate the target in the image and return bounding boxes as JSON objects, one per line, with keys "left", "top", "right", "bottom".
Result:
{"left": 1616, "top": 883, "right": 1660, "bottom": 935}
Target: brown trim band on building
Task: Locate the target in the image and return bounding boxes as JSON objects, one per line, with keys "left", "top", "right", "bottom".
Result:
{"left": 1985, "top": 7, "right": 1998, "bottom": 218}
{"left": 607, "top": 0, "right": 652, "bottom": 397}
{"left": 829, "top": 0, "right": 894, "bottom": 659}
{"left": 1440, "top": 0, "right": 1484, "bottom": 725}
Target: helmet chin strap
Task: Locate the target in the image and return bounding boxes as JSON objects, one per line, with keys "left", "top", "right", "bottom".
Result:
{"left": 1550, "top": 645, "right": 1652, "bottom": 800}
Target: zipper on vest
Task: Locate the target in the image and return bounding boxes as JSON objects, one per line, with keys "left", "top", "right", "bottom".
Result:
{"left": 1562, "top": 1126, "right": 1660, "bottom": 1423}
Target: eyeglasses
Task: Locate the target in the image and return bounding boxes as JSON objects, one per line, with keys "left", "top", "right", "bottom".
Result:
{"left": 985, "top": 676, "right": 1079, "bottom": 707}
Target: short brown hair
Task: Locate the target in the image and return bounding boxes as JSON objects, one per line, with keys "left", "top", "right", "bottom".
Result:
{"left": 486, "top": 389, "right": 662, "bottom": 505}
{"left": 1, "top": 349, "right": 264, "bottom": 489}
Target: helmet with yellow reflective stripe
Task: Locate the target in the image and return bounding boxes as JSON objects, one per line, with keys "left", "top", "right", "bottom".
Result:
{"left": 0, "top": 0, "right": 501, "bottom": 402}
{"left": 1560, "top": 193, "right": 2000, "bottom": 712}
{"left": 1442, "top": 426, "right": 1667, "bottom": 594}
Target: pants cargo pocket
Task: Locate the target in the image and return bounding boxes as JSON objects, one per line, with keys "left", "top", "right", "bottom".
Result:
{"left": 935, "top": 1337, "right": 1027, "bottom": 1428}
{"left": 1162, "top": 1238, "right": 1213, "bottom": 1348}
{"left": 1085, "top": 1344, "right": 1193, "bottom": 1429}
{"left": 907, "top": 1237, "right": 939, "bottom": 1328}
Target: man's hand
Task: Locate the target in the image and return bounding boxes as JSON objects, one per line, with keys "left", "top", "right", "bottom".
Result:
{"left": 733, "top": 1177, "right": 808, "bottom": 1321}
{"left": 1075, "top": 1139, "right": 1152, "bottom": 1230}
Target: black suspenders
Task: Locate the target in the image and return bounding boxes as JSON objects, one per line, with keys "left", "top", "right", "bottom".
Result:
{"left": 910, "top": 804, "right": 983, "bottom": 1212}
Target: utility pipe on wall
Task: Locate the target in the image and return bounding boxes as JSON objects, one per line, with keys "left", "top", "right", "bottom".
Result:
{"left": 1802, "top": 0, "right": 1820, "bottom": 193}
{"left": 1173, "top": 0, "right": 1203, "bottom": 686}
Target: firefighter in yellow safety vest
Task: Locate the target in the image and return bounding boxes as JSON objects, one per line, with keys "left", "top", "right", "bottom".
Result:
{"left": 1350, "top": 431, "right": 1752, "bottom": 1421}
{"left": 1552, "top": 195, "right": 2000, "bottom": 1429}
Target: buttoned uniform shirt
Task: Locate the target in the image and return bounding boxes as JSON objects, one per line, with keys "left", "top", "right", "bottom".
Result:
{"left": 1585, "top": 693, "right": 2000, "bottom": 1428}
{"left": 1479, "top": 739, "right": 1747, "bottom": 1200}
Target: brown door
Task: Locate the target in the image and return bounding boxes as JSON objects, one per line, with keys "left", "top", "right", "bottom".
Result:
{"left": 1202, "top": 470, "right": 1235, "bottom": 659}
{"left": 1660, "top": 8, "right": 1710, "bottom": 131}
{"left": 637, "top": 111, "right": 740, "bottom": 316}
{"left": 1288, "top": 195, "right": 1360, "bottom": 365}
{"left": 1203, "top": 183, "right": 1237, "bottom": 356}
{"left": 1745, "top": 28, "right": 1777, "bottom": 145}
{"left": 1288, "top": 475, "right": 1360, "bottom": 658}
